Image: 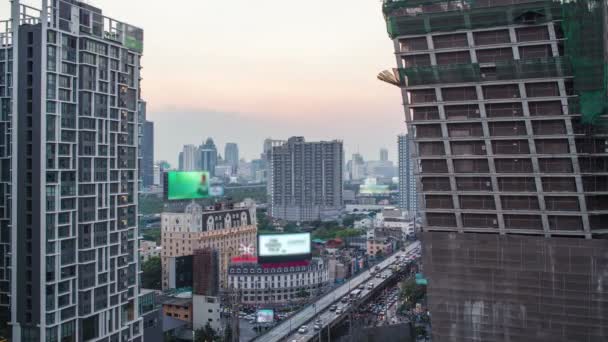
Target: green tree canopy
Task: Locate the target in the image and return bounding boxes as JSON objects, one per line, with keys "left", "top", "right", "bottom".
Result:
{"left": 141, "top": 256, "right": 162, "bottom": 290}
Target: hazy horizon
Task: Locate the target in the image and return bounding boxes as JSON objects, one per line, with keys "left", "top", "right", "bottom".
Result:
{"left": 5, "top": 0, "right": 407, "bottom": 165}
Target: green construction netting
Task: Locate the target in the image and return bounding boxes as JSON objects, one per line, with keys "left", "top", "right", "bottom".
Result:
{"left": 561, "top": 0, "right": 607, "bottom": 124}
{"left": 400, "top": 57, "right": 570, "bottom": 86}
{"left": 384, "top": 0, "right": 608, "bottom": 125}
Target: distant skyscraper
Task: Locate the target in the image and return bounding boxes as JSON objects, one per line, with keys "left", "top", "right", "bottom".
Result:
{"left": 263, "top": 138, "right": 285, "bottom": 214}
{"left": 224, "top": 142, "right": 239, "bottom": 168}
{"left": 380, "top": 148, "right": 389, "bottom": 162}
{"left": 200, "top": 138, "right": 218, "bottom": 176}
{"left": 398, "top": 134, "right": 416, "bottom": 214}
{"left": 181, "top": 144, "right": 199, "bottom": 171}
{"left": 271, "top": 137, "right": 343, "bottom": 222}
{"left": 178, "top": 151, "right": 184, "bottom": 170}
{"left": 0, "top": 1, "right": 144, "bottom": 340}
{"left": 142, "top": 112, "right": 154, "bottom": 187}
{"left": 350, "top": 153, "right": 365, "bottom": 180}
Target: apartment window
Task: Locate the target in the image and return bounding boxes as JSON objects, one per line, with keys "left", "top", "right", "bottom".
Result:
{"left": 448, "top": 123, "right": 483, "bottom": 137}
{"left": 503, "top": 214, "right": 543, "bottom": 230}
{"left": 425, "top": 195, "right": 453, "bottom": 209}
{"left": 420, "top": 159, "right": 448, "bottom": 173}
{"left": 526, "top": 82, "right": 559, "bottom": 97}
{"left": 473, "top": 29, "right": 510, "bottom": 46}
{"left": 529, "top": 101, "right": 563, "bottom": 116}
{"left": 492, "top": 140, "right": 530, "bottom": 154}
{"left": 494, "top": 158, "right": 533, "bottom": 173}
{"left": 532, "top": 120, "right": 566, "bottom": 135}
{"left": 453, "top": 159, "right": 489, "bottom": 173}
{"left": 582, "top": 176, "right": 608, "bottom": 192}
{"left": 535, "top": 139, "right": 569, "bottom": 154}
{"left": 548, "top": 215, "right": 583, "bottom": 231}
{"left": 452, "top": 141, "right": 486, "bottom": 155}
{"left": 411, "top": 106, "right": 439, "bottom": 121}
{"left": 476, "top": 48, "right": 513, "bottom": 63}
{"left": 433, "top": 33, "right": 468, "bottom": 49}
{"left": 545, "top": 196, "right": 579, "bottom": 211}
{"left": 442, "top": 87, "right": 477, "bottom": 101}
{"left": 488, "top": 121, "right": 526, "bottom": 136}
{"left": 586, "top": 195, "right": 608, "bottom": 210}
{"left": 485, "top": 102, "right": 523, "bottom": 118}
{"left": 483, "top": 84, "right": 519, "bottom": 99}
{"left": 421, "top": 177, "right": 451, "bottom": 191}
{"left": 519, "top": 45, "right": 553, "bottom": 59}
{"left": 498, "top": 177, "right": 536, "bottom": 192}
{"left": 501, "top": 196, "right": 539, "bottom": 210}
{"left": 416, "top": 124, "right": 442, "bottom": 138}
{"left": 444, "top": 104, "right": 480, "bottom": 120}
{"left": 400, "top": 37, "right": 428, "bottom": 52}
{"left": 403, "top": 54, "right": 431, "bottom": 67}
{"left": 419, "top": 142, "right": 445, "bottom": 156}
{"left": 460, "top": 195, "right": 495, "bottom": 210}
{"left": 436, "top": 51, "right": 471, "bottom": 65}
{"left": 462, "top": 214, "right": 498, "bottom": 228}
{"left": 426, "top": 213, "right": 457, "bottom": 227}
{"left": 516, "top": 26, "right": 549, "bottom": 42}
{"left": 456, "top": 177, "right": 492, "bottom": 191}
{"left": 409, "top": 89, "right": 436, "bottom": 104}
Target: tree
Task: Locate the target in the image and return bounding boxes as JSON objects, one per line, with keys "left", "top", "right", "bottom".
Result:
{"left": 141, "top": 256, "right": 162, "bottom": 290}
{"left": 400, "top": 278, "right": 426, "bottom": 309}
{"left": 142, "top": 228, "right": 161, "bottom": 245}
{"left": 195, "top": 323, "right": 218, "bottom": 342}
{"left": 295, "top": 289, "right": 310, "bottom": 298}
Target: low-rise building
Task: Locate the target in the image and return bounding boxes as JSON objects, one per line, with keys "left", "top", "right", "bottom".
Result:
{"left": 161, "top": 296, "right": 193, "bottom": 324}
{"left": 141, "top": 240, "right": 163, "bottom": 262}
{"left": 227, "top": 258, "right": 328, "bottom": 306}
{"left": 367, "top": 238, "right": 393, "bottom": 257}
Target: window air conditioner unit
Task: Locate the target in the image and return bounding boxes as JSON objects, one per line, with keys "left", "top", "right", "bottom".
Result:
{"left": 492, "top": 219, "right": 497, "bottom": 225}
{"left": 485, "top": 181, "right": 491, "bottom": 187}
{"left": 481, "top": 145, "right": 486, "bottom": 150}
{"left": 475, "top": 109, "right": 480, "bottom": 114}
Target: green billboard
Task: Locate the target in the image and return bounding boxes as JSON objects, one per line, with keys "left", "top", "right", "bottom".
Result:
{"left": 166, "top": 171, "right": 210, "bottom": 200}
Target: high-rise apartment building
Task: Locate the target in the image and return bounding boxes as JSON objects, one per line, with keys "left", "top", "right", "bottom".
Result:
{"left": 350, "top": 153, "right": 365, "bottom": 180}
{"left": 379, "top": 147, "right": 389, "bottom": 161}
{"left": 224, "top": 142, "right": 239, "bottom": 168}
{"left": 271, "top": 137, "right": 343, "bottom": 222}
{"left": 199, "top": 138, "right": 217, "bottom": 176}
{"left": 0, "top": 1, "right": 144, "bottom": 341}
{"left": 263, "top": 138, "right": 285, "bottom": 216}
{"left": 398, "top": 134, "right": 417, "bottom": 214}
{"left": 180, "top": 144, "right": 199, "bottom": 171}
{"left": 383, "top": 0, "right": 608, "bottom": 340}
{"left": 141, "top": 106, "right": 154, "bottom": 188}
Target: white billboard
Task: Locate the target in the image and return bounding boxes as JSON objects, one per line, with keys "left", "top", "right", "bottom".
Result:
{"left": 258, "top": 233, "right": 311, "bottom": 257}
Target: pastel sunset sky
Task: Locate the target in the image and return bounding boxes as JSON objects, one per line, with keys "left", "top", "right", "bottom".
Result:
{"left": 9, "top": 0, "right": 406, "bottom": 165}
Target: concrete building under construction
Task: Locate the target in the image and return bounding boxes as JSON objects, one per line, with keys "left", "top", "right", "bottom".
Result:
{"left": 381, "top": 0, "right": 608, "bottom": 340}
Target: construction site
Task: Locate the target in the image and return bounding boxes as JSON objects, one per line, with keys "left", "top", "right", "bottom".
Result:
{"left": 381, "top": 0, "right": 608, "bottom": 340}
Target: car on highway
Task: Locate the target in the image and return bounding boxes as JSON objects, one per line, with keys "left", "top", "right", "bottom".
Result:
{"left": 313, "top": 324, "right": 321, "bottom": 330}
{"left": 336, "top": 308, "right": 343, "bottom": 314}
{"left": 329, "top": 305, "right": 337, "bottom": 311}
{"left": 298, "top": 325, "right": 308, "bottom": 334}
{"left": 367, "top": 282, "right": 374, "bottom": 289}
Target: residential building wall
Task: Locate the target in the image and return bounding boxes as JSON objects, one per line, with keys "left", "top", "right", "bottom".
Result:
{"left": 398, "top": 134, "right": 417, "bottom": 214}
{"left": 271, "top": 137, "right": 344, "bottom": 222}
{"left": 142, "top": 116, "right": 154, "bottom": 188}
{"left": 0, "top": 1, "right": 144, "bottom": 341}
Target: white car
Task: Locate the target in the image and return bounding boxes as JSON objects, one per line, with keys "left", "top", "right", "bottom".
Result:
{"left": 336, "top": 308, "right": 343, "bottom": 314}
{"left": 298, "top": 325, "right": 308, "bottom": 334}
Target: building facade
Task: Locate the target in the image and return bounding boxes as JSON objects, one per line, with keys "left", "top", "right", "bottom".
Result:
{"left": 398, "top": 134, "right": 417, "bottom": 214}
{"left": 226, "top": 258, "right": 328, "bottom": 306}
{"left": 383, "top": 0, "right": 608, "bottom": 340}
{"left": 199, "top": 138, "right": 217, "bottom": 177}
{"left": 379, "top": 148, "right": 389, "bottom": 162}
{"left": 271, "top": 137, "right": 344, "bottom": 222}
{"left": 161, "top": 202, "right": 257, "bottom": 289}
{"left": 141, "top": 112, "right": 154, "bottom": 188}
{"left": 0, "top": 1, "right": 145, "bottom": 341}
{"left": 180, "top": 144, "right": 199, "bottom": 171}
{"left": 224, "top": 143, "right": 239, "bottom": 168}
